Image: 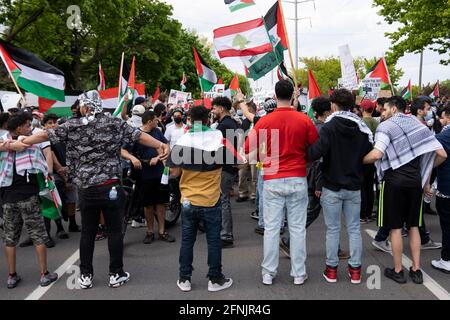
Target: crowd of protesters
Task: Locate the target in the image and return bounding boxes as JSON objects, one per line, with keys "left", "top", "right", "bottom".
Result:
{"left": 0, "top": 80, "right": 449, "bottom": 293}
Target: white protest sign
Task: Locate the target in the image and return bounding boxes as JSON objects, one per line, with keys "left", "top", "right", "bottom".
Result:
{"left": 168, "top": 90, "right": 191, "bottom": 107}
{"left": 339, "top": 45, "right": 359, "bottom": 90}
{"left": 360, "top": 78, "right": 382, "bottom": 100}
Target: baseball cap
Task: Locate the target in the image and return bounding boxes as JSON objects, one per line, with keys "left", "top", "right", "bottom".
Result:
{"left": 132, "top": 105, "right": 145, "bottom": 116}
{"left": 360, "top": 100, "right": 376, "bottom": 112}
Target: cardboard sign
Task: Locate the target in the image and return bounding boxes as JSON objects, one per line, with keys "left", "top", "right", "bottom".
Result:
{"left": 360, "top": 78, "right": 382, "bottom": 101}
{"left": 339, "top": 45, "right": 359, "bottom": 90}
{"left": 168, "top": 90, "right": 192, "bottom": 107}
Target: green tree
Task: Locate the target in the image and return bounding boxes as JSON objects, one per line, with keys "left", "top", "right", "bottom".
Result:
{"left": 0, "top": 1, "right": 249, "bottom": 98}
{"left": 373, "top": 0, "right": 450, "bottom": 65}
{"left": 292, "top": 56, "right": 404, "bottom": 93}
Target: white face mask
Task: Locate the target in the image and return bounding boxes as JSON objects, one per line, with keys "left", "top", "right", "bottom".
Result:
{"left": 236, "top": 110, "right": 243, "bottom": 117}
{"left": 31, "top": 118, "right": 41, "bottom": 128}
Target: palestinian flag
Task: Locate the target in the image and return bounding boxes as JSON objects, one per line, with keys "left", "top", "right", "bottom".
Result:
{"left": 193, "top": 47, "right": 217, "bottom": 92}
{"left": 169, "top": 124, "right": 243, "bottom": 172}
{"left": 364, "top": 58, "right": 392, "bottom": 90}
{"left": 277, "top": 61, "right": 294, "bottom": 84}
{"left": 307, "top": 70, "right": 322, "bottom": 121}
{"left": 400, "top": 80, "right": 412, "bottom": 101}
{"left": 229, "top": 74, "right": 240, "bottom": 95}
{"left": 225, "top": 0, "right": 255, "bottom": 12}
{"left": 242, "top": 2, "right": 288, "bottom": 81}
{"left": 430, "top": 81, "right": 440, "bottom": 100}
{"left": 100, "top": 83, "right": 145, "bottom": 113}
{"left": 37, "top": 174, "right": 62, "bottom": 221}
{"left": 114, "top": 57, "right": 135, "bottom": 117}
{"left": 98, "top": 62, "right": 106, "bottom": 91}
{"left": 118, "top": 58, "right": 131, "bottom": 98}
{"left": 0, "top": 40, "right": 65, "bottom": 102}
{"left": 26, "top": 91, "right": 80, "bottom": 117}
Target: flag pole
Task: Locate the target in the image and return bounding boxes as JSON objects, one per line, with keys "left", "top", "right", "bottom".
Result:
{"left": 277, "top": 0, "right": 299, "bottom": 95}
{"left": 5, "top": 65, "right": 26, "bottom": 105}
{"left": 117, "top": 52, "right": 124, "bottom": 99}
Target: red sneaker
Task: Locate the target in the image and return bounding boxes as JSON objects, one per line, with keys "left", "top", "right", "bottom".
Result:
{"left": 348, "top": 265, "right": 362, "bottom": 284}
{"left": 323, "top": 265, "right": 338, "bottom": 283}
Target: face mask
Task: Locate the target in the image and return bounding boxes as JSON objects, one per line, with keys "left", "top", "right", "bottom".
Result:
{"left": 174, "top": 117, "right": 183, "bottom": 124}
{"left": 31, "top": 118, "right": 40, "bottom": 128}
{"left": 236, "top": 110, "right": 243, "bottom": 117}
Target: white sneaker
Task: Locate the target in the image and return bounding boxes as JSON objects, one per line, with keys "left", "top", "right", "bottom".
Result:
{"left": 78, "top": 274, "right": 93, "bottom": 289}
{"left": 431, "top": 259, "right": 450, "bottom": 274}
{"left": 294, "top": 274, "right": 308, "bottom": 285}
{"left": 208, "top": 277, "right": 233, "bottom": 292}
{"left": 109, "top": 272, "right": 130, "bottom": 288}
{"left": 262, "top": 274, "right": 273, "bottom": 285}
{"left": 131, "top": 219, "right": 147, "bottom": 228}
{"left": 177, "top": 279, "right": 192, "bottom": 292}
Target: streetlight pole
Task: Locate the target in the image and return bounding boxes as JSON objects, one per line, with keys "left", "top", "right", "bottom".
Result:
{"left": 419, "top": 50, "right": 424, "bottom": 90}
{"left": 282, "top": 0, "right": 315, "bottom": 71}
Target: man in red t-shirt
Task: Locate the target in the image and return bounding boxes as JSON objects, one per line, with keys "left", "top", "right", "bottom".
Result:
{"left": 244, "top": 80, "right": 318, "bottom": 286}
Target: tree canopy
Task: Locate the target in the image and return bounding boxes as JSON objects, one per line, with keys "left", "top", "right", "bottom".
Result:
{"left": 0, "top": 0, "right": 250, "bottom": 98}
{"left": 292, "top": 56, "right": 404, "bottom": 94}
{"left": 373, "top": 0, "right": 450, "bottom": 66}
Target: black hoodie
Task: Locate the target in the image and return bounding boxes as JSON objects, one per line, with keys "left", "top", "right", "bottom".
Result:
{"left": 308, "top": 117, "right": 372, "bottom": 192}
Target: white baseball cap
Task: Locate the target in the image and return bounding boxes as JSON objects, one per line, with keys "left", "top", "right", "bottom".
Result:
{"left": 132, "top": 105, "right": 145, "bottom": 116}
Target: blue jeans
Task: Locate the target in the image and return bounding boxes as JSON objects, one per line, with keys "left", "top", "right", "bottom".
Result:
{"left": 321, "top": 188, "right": 362, "bottom": 268}
{"left": 179, "top": 201, "right": 223, "bottom": 281}
{"left": 257, "top": 169, "right": 264, "bottom": 229}
{"left": 262, "top": 177, "right": 308, "bottom": 278}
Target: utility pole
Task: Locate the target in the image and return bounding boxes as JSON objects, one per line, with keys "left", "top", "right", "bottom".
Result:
{"left": 283, "top": 0, "right": 316, "bottom": 70}
{"left": 419, "top": 50, "right": 424, "bottom": 90}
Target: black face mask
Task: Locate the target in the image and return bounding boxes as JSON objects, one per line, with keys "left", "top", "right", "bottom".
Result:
{"left": 174, "top": 117, "right": 183, "bottom": 124}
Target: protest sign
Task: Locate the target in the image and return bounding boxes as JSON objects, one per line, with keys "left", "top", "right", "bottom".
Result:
{"left": 339, "top": 45, "right": 359, "bottom": 90}
{"left": 360, "top": 78, "right": 382, "bottom": 100}
{"left": 168, "top": 89, "right": 191, "bottom": 107}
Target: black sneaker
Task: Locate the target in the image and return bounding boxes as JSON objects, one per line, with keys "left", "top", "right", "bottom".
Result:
{"left": 221, "top": 240, "right": 234, "bottom": 249}
{"left": 69, "top": 224, "right": 81, "bottom": 233}
{"left": 158, "top": 232, "right": 176, "bottom": 243}
{"left": 57, "top": 230, "right": 69, "bottom": 240}
{"left": 236, "top": 196, "right": 249, "bottom": 203}
{"left": 409, "top": 268, "right": 424, "bottom": 284}
{"left": 208, "top": 276, "right": 233, "bottom": 292}
{"left": 45, "top": 238, "right": 56, "bottom": 249}
{"left": 384, "top": 268, "right": 407, "bottom": 284}
{"left": 250, "top": 211, "right": 259, "bottom": 221}
{"left": 143, "top": 233, "right": 155, "bottom": 244}
{"left": 254, "top": 226, "right": 264, "bottom": 235}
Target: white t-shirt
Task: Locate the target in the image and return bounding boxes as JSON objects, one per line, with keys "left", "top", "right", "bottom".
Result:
{"left": 164, "top": 124, "right": 186, "bottom": 149}
{"left": 32, "top": 127, "right": 51, "bottom": 151}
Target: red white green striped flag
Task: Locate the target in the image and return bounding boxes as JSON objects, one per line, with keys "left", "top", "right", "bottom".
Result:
{"left": 400, "top": 80, "right": 412, "bottom": 101}
{"left": 0, "top": 40, "right": 65, "bottom": 102}
{"left": 224, "top": 0, "right": 255, "bottom": 12}
{"left": 430, "top": 81, "right": 440, "bottom": 100}
{"left": 213, "top": 18, "right": 273, "bottom": 59}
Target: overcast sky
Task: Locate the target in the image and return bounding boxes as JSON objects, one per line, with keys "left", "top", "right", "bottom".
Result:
{"left": 164, "top": 0, "right": 449, "bottom": 91}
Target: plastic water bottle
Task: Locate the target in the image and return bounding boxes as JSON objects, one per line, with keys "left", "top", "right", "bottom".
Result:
{"left": 109, "top": 187, "right": 118, "bottom": 201}
{"left": 182, "top": 198, "right": 191, "bottom": 209}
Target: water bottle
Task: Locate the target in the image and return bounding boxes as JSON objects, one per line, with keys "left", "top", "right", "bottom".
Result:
{"left": 161, "top": 166, "right": 170, "bottom": 185}
{"left": 182, "top": 198, "right": 191, "bottom": 209}
{"left": 109, "top": 187, "right": 118, "bottom": 201}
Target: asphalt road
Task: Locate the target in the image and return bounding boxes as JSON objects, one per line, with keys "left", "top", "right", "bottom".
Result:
{"left": 1, "top": 198, "right": 449, "bottom": 300}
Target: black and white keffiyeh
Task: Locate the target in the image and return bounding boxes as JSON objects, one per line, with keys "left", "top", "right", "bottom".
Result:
{"left": 374, "top": 113, "right": 443, "bottom": 187}
{"left": 325, "top": 111, "right": 374, "bottom": 143}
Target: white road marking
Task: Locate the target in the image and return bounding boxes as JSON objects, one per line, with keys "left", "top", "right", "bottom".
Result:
{"left": 365, "top": 229, "right": 450, "bottom": 300}
{"left": 25, "top": 249, "right": 80, "bottom": 301}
